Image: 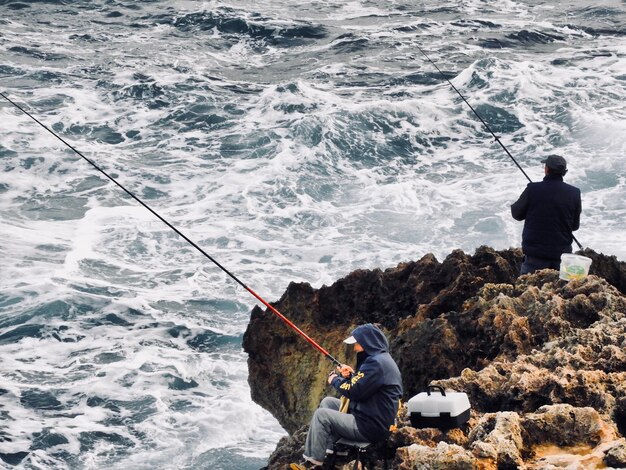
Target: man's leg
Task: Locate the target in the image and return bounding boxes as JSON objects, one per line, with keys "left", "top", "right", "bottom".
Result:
{"left": 521, "top": 256, "right": 561, "bottom": 275}
{"left": 303, "top": 397, "right": 340, "bottom": 465}
{"left": 303, "top": 401, "right": 367, "bottom": 464}
{"left": 319, "top": 396, "right": 341, "bottom": 411}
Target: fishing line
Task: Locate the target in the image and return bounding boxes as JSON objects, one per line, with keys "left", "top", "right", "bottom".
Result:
{"left": 0, "top": 91, "right": 341, "bottom": 367}
{"left": 415, "top": 45, "right": 583, "bottom": 250}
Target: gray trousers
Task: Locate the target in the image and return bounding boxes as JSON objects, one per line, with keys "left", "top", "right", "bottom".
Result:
{"left": 303, "top": 396, "right": 368, "bottom": 464}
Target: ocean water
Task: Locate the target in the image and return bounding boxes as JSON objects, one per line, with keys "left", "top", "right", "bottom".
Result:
{"left": 1, "top": 0, "right": 625, "bottom": 468}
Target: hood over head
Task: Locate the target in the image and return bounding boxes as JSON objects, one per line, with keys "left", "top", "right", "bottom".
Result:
{"left": 345, "top": 323, "right": 389, "bottom": 355}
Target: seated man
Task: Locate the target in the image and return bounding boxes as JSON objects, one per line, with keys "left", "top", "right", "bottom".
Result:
{"left": 290, "top": 323, "right": 403, "bottom": 469}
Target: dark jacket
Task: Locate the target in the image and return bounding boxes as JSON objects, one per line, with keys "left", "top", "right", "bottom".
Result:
{"left": 511, "top": 174, "right": 581, "bottom": 260}
{"left": 330, "top": 324, "right": 403, "bottom": 442}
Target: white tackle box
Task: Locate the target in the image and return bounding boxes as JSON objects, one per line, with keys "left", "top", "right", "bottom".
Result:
{"left": 407, "top": 385, "right": 471, "bottom": 430}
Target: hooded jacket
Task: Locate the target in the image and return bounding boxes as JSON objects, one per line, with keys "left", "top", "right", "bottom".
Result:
{"left": 330, "top": 324, "right": 403, "bottom": 442}
{"left": 511, "top": 174, "right": 581, "bottom": 261}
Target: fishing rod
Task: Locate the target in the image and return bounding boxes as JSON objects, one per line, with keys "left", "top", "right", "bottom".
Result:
{"left": 0, "top": 91, "right": 341, "bottom": 367}
{"left": 415, "top": 45, "right": 583, "bottom": 250}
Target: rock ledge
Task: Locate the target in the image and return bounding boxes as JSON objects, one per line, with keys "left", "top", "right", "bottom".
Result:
{"left": 243, "top": 247, "right": 626, "bottom": 469}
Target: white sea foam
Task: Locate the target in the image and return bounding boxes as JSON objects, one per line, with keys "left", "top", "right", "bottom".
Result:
{"left": 1, "top": 1, "right": 626, "bottom": 468}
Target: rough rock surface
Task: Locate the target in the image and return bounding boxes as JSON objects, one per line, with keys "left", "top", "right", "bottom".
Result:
{"left": 243, "top": 247, "right": 626, "bottom": 469}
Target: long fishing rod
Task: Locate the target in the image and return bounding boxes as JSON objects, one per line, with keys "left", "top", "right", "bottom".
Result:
{"left": 0, "top": 91, "right": 341, "bottom": 367}
{"left": 415, "top": 45, "right": 583, "bottom": 250}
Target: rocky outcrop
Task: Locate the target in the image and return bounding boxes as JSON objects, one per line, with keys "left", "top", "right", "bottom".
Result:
{"left": 582, "top": 248, "right": 626, "bottom": 296}
{"left": 390, "top": 404, "right": 621, "bottom": 470}
{"left": 243, "top": 247, "right": 626, "bottom": 469}
{"left": 243, "top": 246, "right": 524, "bottom": 434}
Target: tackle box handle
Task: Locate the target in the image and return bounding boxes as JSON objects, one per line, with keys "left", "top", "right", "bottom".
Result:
{"left": 427, "top": 385, "right": 446, "bottom": 396}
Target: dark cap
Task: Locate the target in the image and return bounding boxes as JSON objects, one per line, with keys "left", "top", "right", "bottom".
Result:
{"left": 541, "top": 154, "right": 567, "bottom": 171}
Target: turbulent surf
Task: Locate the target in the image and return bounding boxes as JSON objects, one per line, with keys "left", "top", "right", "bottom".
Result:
{"left": 1, "top": 1, "right": 625, "bottom": 469}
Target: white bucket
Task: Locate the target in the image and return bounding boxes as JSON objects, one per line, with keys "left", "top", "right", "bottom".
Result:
{"left": 559, "top": 254, "right": 592, "bottom": 281}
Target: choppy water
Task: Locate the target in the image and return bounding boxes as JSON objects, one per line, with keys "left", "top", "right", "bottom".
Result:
{"left": 1, "top": 1, "right": 625, "bottom": 468}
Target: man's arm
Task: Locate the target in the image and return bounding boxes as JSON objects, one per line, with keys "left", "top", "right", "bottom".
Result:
{"left": 572, "top": 188, "right": 582, "bottom": 231}
{"left": 329, "top": 360, "right": 382, "bottom": 401}
{"left": 511, "top": 186, "right": 530, "bottom": 221}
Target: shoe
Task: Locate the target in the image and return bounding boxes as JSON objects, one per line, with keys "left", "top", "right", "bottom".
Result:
{"left": 289, "top": 461, "right": 321, "bottom": 469}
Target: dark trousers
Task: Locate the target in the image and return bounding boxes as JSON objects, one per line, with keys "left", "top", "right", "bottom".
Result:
{"left": 520, "top": 255, "right": 561, "bottom": 275}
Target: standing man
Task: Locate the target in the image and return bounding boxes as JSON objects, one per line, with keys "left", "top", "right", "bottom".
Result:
{"left": 511, "top": 154, "right": 582, "bottom": 275}
{"left": 290, "top": 323, "right": 403, "bottom": 470}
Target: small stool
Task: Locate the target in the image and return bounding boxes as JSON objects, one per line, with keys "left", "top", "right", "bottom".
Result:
{"left": 333, "top": 438, "right": 371, "bottom": 470}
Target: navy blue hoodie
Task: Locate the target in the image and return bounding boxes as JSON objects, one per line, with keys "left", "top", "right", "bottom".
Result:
{"left": 330, "top": 324, "right": 403, "bottom": 442}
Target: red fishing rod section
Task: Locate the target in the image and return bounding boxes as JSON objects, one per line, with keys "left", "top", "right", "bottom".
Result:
{"left": 245, "top": 286, "right": 340, "bottom": 366}
{"left": 0, "top": 91, "right": 341, "bottom": 368}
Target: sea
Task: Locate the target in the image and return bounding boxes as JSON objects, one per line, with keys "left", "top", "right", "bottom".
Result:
{"left": 0, "top": 0, "right": 625, "bottom": 468}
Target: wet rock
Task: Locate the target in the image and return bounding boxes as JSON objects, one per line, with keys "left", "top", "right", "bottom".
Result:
{"left": 395, "top": 442, "right": 475, "bottom": 470}
{"left": 603, "top": 439, "right": 626, "bottom": 468}
{"left": 581, "top": 248, "right": 626, "bottom": 295}
{"left": 468, "top": 412, "right": 523, "bottom": 467}
{"left": 263, "top": 426, "right": 307, "bottom": 470}
{"left": 244, "top": 247, "right": 626, "bottom": 469}
{"left": 243, "top": 246, "right": 524, "bottom": 434}
{"left": 521, "top": 404, "right": 610, "bottom": 449}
